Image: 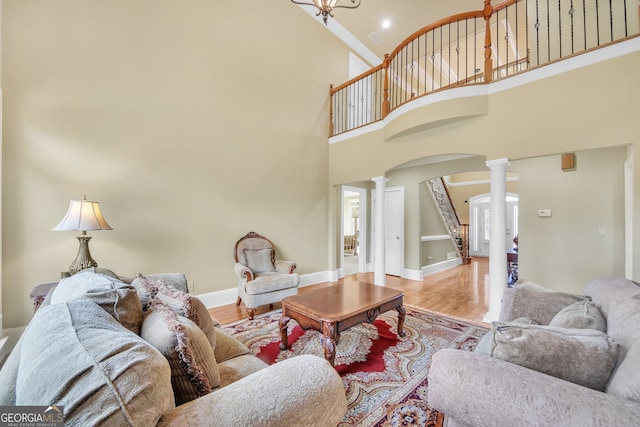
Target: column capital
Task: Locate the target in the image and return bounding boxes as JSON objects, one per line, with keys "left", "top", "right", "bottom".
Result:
{"left": 485, "top": 157, "right": 510, "bottom": 170}
{"left": 371, "top": 176, "right": 390, "bottom": 185}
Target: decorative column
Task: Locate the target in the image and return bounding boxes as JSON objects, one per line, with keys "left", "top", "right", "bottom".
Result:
{"left": 484, "top": 158, "right": 510, "bottom": 322}
{"left": 372, "top": 176, "right": 389, "bottom": 286}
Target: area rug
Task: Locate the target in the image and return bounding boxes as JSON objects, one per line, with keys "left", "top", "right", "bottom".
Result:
{"left": 220, "top": 305, "right": 488, "bottom": 427}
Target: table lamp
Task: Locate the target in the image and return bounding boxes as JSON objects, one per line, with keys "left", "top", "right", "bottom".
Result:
{"left": 52, "top": 195, "right": 113, "bottom": 275}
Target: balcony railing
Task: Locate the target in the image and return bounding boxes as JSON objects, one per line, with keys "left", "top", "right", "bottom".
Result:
{"left": 330, "top": 0, "right": 639, "bottom": 137}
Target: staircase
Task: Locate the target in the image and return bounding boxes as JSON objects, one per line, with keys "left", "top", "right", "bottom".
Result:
{"left": 426, "top": 178, "right": 470, "bottom": 263}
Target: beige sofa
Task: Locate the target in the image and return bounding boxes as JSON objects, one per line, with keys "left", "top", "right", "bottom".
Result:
{"left": 0, "top": 269, "right": 346, "bottom": 426}
{"left": 427, "top": 277, "right": 640, "bottom": 426}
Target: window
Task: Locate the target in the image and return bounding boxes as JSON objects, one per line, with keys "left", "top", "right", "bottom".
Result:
{"left": 484, "top": 209, "right": 491, "bottom": 241}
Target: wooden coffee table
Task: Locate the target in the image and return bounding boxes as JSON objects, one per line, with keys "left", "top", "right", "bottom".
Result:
{"left": 278, "top": 282, "right": 405, "bottom": 366}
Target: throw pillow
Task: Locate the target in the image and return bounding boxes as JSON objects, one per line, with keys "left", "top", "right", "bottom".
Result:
{"left": 549, "top": 300, "right": 607, "bottom": 331}
{"left": 15, "top": 299, "right": 173, "bottom": 426}
{"left": 478, "top": 322, "right": 618, "bottom": 391}
{"left": 131, "top": 272, "right": 189, "bottom": 311}
{"left": 243, "top": 248, "right": 275, "bottom": 273}
{"left": 134, "top": 274, "right": 217, "bottom": 350}
{"left": 213, "top": 328, "right": 251, "bottom": 364}
{"left": 504, "top": 281, "right": 591, "bottom": 325}
{"left": 141, "top": 303, "right": 221, "bottom": 406}
{"left": 474, "top": 318, "right": 537, "bottom": 355}
{"left": 51, "top": 269, "right": 143, "bottom": 335}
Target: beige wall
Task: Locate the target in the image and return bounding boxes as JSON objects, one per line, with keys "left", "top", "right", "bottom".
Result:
{"left": 1, "top": 0, "right": 351, "bottom": 328}
{"left": 513, "top": 147, "right": 627, "bottom": 294}
{"left": 329, "top": 50, "right": 640, "bottom": 184}
{"left": 448, "top": 180, "right": 519, "bottom": 224}
{"left": 330, "top": 44, "right": 640, "bottom": 289}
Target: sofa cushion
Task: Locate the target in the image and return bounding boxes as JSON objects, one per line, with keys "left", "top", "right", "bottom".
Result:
{"left": 141, "top": 304, "right": 221, "bottom": 405}
{"left": 15, "top": 299, "right": 173, "bottom": 426}
{"left": 51, "top": 269, "right": 143, "bottom": 334}
{"left": 604, "top": 294, "right": 640, "bottom": 402}
{"left": 244, "top": 272, "right": 298, "bottom": 294}
{"left": 549, "top": 300, "right": 607, "bottom": 332}
{"left": 243, "top": 248, "right": 275, "bottom": 273}
{"left": 477, "top": 322, "right": 618, "bottom": 391}
{"left": 502, "top": 281, "right": 591, "bottom": 325}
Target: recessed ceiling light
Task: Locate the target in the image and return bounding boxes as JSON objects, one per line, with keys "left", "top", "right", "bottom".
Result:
{"left": 382, "top": 19, "right": 391, "bottom": 29}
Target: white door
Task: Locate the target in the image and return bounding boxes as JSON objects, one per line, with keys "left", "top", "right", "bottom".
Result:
{"left": 385, "top": 187, "right": 405, "bottom": 276}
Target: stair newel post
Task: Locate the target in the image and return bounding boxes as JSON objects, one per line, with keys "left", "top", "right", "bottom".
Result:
{"left": 483, "top": 0, "right": 493, "bottom": 83}
{"left": 382, "top": 54, "right": 390, "bottom": 117}
{"left": 329, "top": 84, "right": 335, "bottom": 137}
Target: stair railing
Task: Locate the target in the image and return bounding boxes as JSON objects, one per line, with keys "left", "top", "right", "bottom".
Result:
{"left": 330, "top": 0, "right": 639, "bottom": 137}
{"left": 426, "top": 178, "right": 470, "bottom": 260}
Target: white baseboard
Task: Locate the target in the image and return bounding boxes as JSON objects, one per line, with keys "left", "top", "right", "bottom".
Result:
{"left": 402, "top": 268, "right": 423, "bottom": 281}
{"left": 195, "top": 270, "right": 336, "bottom": 309}
{"left": 421, "top": 257, "right": 463, "bottom": 278}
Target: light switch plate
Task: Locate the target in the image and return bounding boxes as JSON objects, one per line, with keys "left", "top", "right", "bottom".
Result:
{"left": 538, "top": 209, "right": 552, "bottom": 217}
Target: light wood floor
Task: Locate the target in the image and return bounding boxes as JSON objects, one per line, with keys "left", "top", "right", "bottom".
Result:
{"left": 208, "top": 257, "right": 489, "bottom": 326}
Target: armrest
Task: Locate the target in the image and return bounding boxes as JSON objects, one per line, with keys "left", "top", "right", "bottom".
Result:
{"left": 427, "top": 349, "right": 640, "bottom": 427}
{"left": 158, "top": 355, "right": 347, "bottom": 427}
{"left": 234, "top": 263, "right": 254, "bottom": 282}
{"left": 275, "top": 260, "right": 296, "bottom": 274}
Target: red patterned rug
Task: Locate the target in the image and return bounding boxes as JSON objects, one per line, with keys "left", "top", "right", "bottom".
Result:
{"left": 221, "top": 305, "right": 487, "bottom": 427}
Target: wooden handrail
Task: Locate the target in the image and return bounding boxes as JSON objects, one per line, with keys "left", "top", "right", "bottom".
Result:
{"left": 386, "top": 10, "right": 486, "bottom": 61}
{"left": 439, "top": 177, "right": 461, "bottom": 226}
{"left": 329, "top": 0, "right": 638, "bottom": 137}
{"left": 329, "top": 63, "right": 384, "bottom": 94}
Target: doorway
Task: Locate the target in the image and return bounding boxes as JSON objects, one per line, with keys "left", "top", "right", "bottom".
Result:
{"left": 469, "top": 193, "right": 519, "bottom": 257}
{"left": 342, "top": 186, "right": 367, "bottom": 277}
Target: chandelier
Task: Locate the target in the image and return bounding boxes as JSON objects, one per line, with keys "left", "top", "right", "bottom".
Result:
{"left": 291, "top": 0, "right": 361, "bottom": 25}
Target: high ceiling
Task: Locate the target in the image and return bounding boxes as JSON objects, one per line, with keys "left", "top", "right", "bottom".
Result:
{"left": 314, "top": 0, "right": 484, "bottom": 63}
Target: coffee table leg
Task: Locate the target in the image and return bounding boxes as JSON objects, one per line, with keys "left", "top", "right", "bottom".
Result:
{"left": 396, "top": 306, "right": 406, "bottom": 337}
{"left": 279, "top": 316, "right": 291, "bottom": 350}
{"left": 320, "top": 322, "right": 338, "bottom": 366}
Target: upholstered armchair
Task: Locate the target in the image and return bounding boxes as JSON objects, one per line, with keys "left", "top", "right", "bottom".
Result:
{"left": 234, "top": 232, "right": 299, "bottom": 319}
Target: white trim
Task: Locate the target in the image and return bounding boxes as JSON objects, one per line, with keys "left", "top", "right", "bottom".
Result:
{"left": 194, "top": 287, "right": 238, "bottom": 310}
{"left": 296, "top": 5, "right": 381, "bottom": 66}
{"left": 402, "top": 268, "right": 422, "bottom": 281}
{"left": 421, "top": 235, "right": 452, "bottom": 242}
{"left": 447, "top": 177, "right": 518, "bottom": 187}
{"left": 329, "top": 121, "right": 384, "bottom": 144}
{"left": 195, "top": 271, "right": 334, "bottom": 309}
{"left": 328, "top": 38, "right": 640, "bottom": 144}
{"left": 624, "top": 150, "right": 634, "bottom": 279}
{"left": 421, "top": 258, "right": 463, "bottom": 277}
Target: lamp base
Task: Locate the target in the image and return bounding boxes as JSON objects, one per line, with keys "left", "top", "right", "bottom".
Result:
{"left": 68, "top": 236, "right": 98, "bottom": 275}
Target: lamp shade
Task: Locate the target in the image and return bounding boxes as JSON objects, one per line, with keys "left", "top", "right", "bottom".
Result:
{"left": 52, "top": 198, "right": 113, "bottom": 232}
